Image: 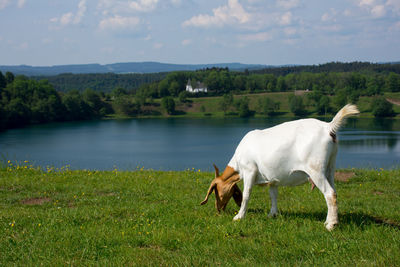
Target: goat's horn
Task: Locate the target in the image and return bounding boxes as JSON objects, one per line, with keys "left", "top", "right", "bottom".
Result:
{"left": 213, "top": 164, "right": 220, "bottom": 177}
{"left": 200, "top": 180, "right": 216, "bottom": 205}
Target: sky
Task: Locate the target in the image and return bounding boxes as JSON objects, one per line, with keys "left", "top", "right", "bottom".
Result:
{"left": 0, "top": 0, "right": 399, "bottom": 66}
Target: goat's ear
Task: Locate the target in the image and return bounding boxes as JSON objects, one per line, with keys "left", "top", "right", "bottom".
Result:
{"left": 213, "top": 164, "right": 220, "bottom": 178}
{"left": 232, "top": 184, "right": 242, "bottom": 207}
{"left": 200, "top": 180, "right": 216, "bottom": 205}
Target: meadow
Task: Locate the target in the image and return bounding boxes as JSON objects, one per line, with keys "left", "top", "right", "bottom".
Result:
{"left": 1, "top": 161, "right": 400, "bottom": 266}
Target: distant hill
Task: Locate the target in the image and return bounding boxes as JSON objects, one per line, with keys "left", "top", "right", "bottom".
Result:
{"left": 0, "top": 62, "right": 268, "bottom": 76}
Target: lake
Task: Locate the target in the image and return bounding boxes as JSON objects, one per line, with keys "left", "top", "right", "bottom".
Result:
{"left": 0, "top": 117, "right": 399, "bottom": 171}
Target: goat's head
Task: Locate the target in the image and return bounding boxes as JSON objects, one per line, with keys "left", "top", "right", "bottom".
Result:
{"left": 200, "top": 164, "right": 242, "bottom": 212}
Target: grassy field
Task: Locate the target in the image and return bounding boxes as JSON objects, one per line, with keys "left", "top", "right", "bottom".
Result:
{"left": 170, "top": 91, "right": 400, "bottom": 118}
{"left": 1, "top": 162, "right": 400, "bottom": 266}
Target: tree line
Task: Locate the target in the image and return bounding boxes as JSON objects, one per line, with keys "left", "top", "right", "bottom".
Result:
{"left": 134, "top": 67, "right": 400, "bottom": 101}
{"left": 0, "top": 72, "right": 114, "bottom": 130}
{"left": 33, "top": 72, "right": 168, "bottom": 92}
{"left": 31, "top": 61, "right": 400, "bottom": 94}
{"left": 1, "top": 61, "right": 400, "bottom": 130}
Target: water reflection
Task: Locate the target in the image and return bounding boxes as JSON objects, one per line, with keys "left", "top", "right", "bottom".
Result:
{"left": 339, "top": 131, "right": 399, "bottom": 151}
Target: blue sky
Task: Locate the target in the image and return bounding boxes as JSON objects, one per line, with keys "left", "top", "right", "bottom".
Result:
{"left": 0, "top": 0, "right": 399, "bottom": 66}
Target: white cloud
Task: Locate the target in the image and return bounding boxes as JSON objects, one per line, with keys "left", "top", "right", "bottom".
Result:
{"left": 130, "top": 0, "right": 159, "bottom": 12}
{"left": 42, "top": 38, "right": 53, "bottom": 44}
{"left": 390, "top": 21, "right": 400, "bottom": 31}
{"left": 170, "top": 0, "right": 181, "bottom": 6}
{"left": 276, "top": 0, "right": 299, "bottom": 10}
{"left": 60, "top": 12, "right": 74, "bottom": 25}
{"left": 238, "top": 32, "right": 272, "bottom": 42}
{"left": 371, "top": 4, "right": 386, "bottom": 17}
{"left": 358, "top": 0, "right": 392, "bottom": 18}
{"left": 0, "top": 0, "right": 25, "bottom": 9}
{"left": 182, "top": 39, "right": 192, "bottom": 46}
{"left": 153, "top": 42, "right": 163, "bottom": 49}
{"left": 278, "top": 11, "right": 292, "bottom": 25}
{"left": 182, "top": 0, "right": 251, "bottom": 28}
{"left": 74, "top": 0, "right": 87, "bottom": 24}
{"left": 343, "top": 9, "right": 352, "bottom": 16}
{"left": 99, "top": 15, "right": 141, "bottom": 31}
{"left": 50, "top": 0, "right": 87, "bottom": 26}
{"left": 238, "top": 31, "right": 272, "bottom": 42}
{"left": 321, "top": 8, "right": 337, "bottom": 22}
{"left": 0, "top": 0, "right": 10, "bottom": 9}
{"left": 17, "top": 42, "right": 29, "bottom": 51}
{"left": 17, "top": 0, "right": 25, "bottom": 8}
{"left": 386, "top": 0, "right": 400, "bottom": 14}
{"left": 284, "top": 27, "right": 297, "bottom": 35}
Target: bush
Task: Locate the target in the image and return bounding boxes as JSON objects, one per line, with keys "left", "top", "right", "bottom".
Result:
{"left": 258, "top": 96, "right": 278, "bottom": 116}
{"left": 161, "top": 96, "right": 175, "bottom": 115}
{"left": 237, "top": 97, "right": 253, "bottom": 118}
{"left": 371, "top": 97, "right": 395, "bottom": 117}
{"left": 289, "top": 95, "right": 307, "bottom": 116}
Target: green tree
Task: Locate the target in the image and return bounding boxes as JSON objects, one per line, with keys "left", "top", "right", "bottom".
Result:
{"left": 62, "top": 90, "right": 93, "bottom": 120}
{"left": 246, "top": 74, "right": 264, "bottom": 92}
{"left": 265, "top": 74, "right": 277, "bottom": 92}
{"left": 316, "top": 95, "right": 331, "bottom": 115}
{"left": 366, "top": 75, "right": 384, "bottom": 96}
{"left": 82, "top": 88, "right": 104, "bottom": 116}
{"left": 333, "top": 88, "right": 348, "bottom": 110}
{"left": 258, "top": 97, "right": 277, "bottom": 116}
{"left": 205, "top": 71, "right": 221, "bottom": 93}
{"left": 386, "top": 72, "right": 400, "bottom": 92}
{"left": 5, "top": 72, "right": 15, "bottom": 84}
{"left": 276, "top": 76, "right": 288, "bottom": 91}
{"left": 237, "top": 96, "right": 252, "bottom": 118}
{"left": 111, "top": 87, "right": 128, "bottom": 98}
{"left": 219, "top": 70, "right": 233, "bottom": 93}
{"left": 158, "top": 79, "right": 170, "bottom": 97}
{"left": 112, "top": 96, "right": 140, "bottom": 116}
{"left": 289, "top": 95, "right": 306, "bottom": 116}
{"left": 0, "top": 71, "right": 5, "bottom": 89}
{"left": 5, "top": 98, "right": 31, "bottom": 127}
{"left": 219, "top": 93, "right": 234, "bottom": 114}
{"left": 233, "top": 75, "right": 247, "bottom": 91}
{"left": 161, "top": 96, "right": 175, "bottom": 115}
{"left": 168, "top": 81, "right": 180, "bottom": 96}
{"left": 371, "top": 97, "right": 395, "bottom": 117}
{"left": 178, "top": 91, "right": 189, "bottom": 103}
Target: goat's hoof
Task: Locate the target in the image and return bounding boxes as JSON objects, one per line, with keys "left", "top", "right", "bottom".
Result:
{"left": 324, "top": 221, "right": 338, "bottom": 231}
{"left": 268, "top": 211, "right": 278, "bottom": 218}
{"left": 233, "top": 214, "right": 243, "bottom": 221}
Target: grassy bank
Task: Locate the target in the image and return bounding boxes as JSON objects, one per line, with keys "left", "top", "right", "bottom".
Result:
{"left": 135, "top": 91, "right": 400, "bottom": 119}
{"left": 1, "top": 162, "right": 400, "bottom": 266}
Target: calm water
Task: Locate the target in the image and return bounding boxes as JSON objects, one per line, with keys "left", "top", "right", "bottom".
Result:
{"left": 0, "top": 117, "right": 399, "bottom": 171}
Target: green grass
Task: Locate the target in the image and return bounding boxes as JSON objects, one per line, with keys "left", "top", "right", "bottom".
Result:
{"left": 160, "top": 92, "right": 400, "bottom": 119}
{"left": 1, "top": 162, "right": 400, "bottom": 266}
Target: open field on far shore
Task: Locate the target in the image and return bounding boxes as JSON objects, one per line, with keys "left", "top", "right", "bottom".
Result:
{"left": 1, "top": 161, "right": 400, "bottom": 266}
{"left": 128, "top": 91, "right": 400, "bottom": 119}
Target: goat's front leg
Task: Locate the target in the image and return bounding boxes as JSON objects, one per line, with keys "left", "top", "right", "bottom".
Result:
{"left": 233, "top": 170, "right": 256, "bottom": 221}
{"left": 268, "top": 185, "right": 279, "bottom": 217}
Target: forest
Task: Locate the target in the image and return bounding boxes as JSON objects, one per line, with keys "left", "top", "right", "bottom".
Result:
{"left": 1, "top": 61, "right": 400, "bottom": 130}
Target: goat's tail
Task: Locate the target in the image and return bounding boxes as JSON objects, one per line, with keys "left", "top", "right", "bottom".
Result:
{"left": 329, "top": 104, "right": 359, "bottom": 136}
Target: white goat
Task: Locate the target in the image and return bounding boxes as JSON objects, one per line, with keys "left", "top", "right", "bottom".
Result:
{"left": 201, "top": 104, "right": 359, "bottom": 230}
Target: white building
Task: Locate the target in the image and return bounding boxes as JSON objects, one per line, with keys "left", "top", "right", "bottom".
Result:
{"left": 186, "top": 79, "right": 208, "bottom": 93}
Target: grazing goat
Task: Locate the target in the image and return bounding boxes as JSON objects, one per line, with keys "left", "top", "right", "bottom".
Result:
{"left": 201, "top": 104, "right": 359, "bottom": 230}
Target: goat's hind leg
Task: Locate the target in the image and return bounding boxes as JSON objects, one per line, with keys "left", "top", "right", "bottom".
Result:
{"left": 308, "top": 170, "right": 338, "bottom": 231}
